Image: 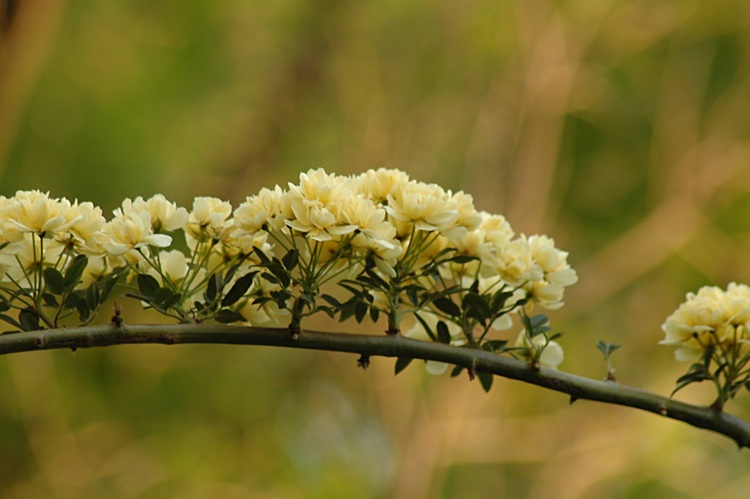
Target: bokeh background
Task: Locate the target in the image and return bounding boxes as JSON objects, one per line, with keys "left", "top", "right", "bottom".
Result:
{"left": 2, "top": 0, "right": 750, "bottom": 497}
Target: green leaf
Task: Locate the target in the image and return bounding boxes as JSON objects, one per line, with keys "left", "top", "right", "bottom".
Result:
{"left": 394, "top": 357, "right": 413, "bottom": 375}
{"left": 205, "top": 273, "right": 220, "bottom": 303}
{"left": 86, "top": 281, "right": 100, "bottom": 311}
{"left": 260, "top": 272, "right": 280, "bottom": 285}
{"left": 63, "top": 255, "right": 88, "bottom": 288}
{"left": 216, "top": 309, "right": 245, "bottom": 323}
{"left": 463, "top": 292, "right": 491, "bottom": 323}
{"left": 64, "top": 290, "right": 84, "bottom": 309}
{"left": 354, "top": 301, "right": 368, "bottom": 323}
{"left": 137, "top": 274, "right": 160, "bottom": 298}
{"left": 222, "top": 272, "right": 257, "bottom": 307}
{"left": 522, "top": 314, "right": 551, "bottom": 337}
{"left": 99, "top": 274, "right": 119, "bottom": 303}
{"left": 491, "top": 290, "right": 513, "bottom": 312}
{"left": 477, "top": 372, "right": 494, "bottom": 393}
{"left": 154, "top": 288, "right": 180, "bottom": 311}
{"left": 76, "top": 298, "right": 91, "bottom": 321}
{"left": 282, "top": 249, "right": 299, "bottom": 271}
{"left": 318, "top": 306, "right": 336, "bottom": 319}
{"left": 404, "top": 284, "right": 422, "bottom": 306}
{"left": 447, "top": 255, "right": 477, "bottom": 264}
{"left": 437, "top": 320, "right": 451, "bottom": 344}
{"left": 450, "top": 365, "right": 464, "bottom": 377}
{"left": 596, "top": 340, "right": 622, "bottom": 357}
{"left": 41, "top": 293, "right": 59, "bottom": 308}
{"left": 321, "top": 294, "right": 343, "bottom": 309}
{"left": 43, "top": 268, "right": 65, "bottom": 295}
{"left": 414, "top": 313, "right": 436, "bottom": 341}
{"left": 369, "top": 307, "right": 380, "bottom": 323}
{"left": 432, "top": 296, "right": 461, "bottom": 317}
{"left": 483, "top": 339, "right": 508, "bottom": 352}
{"left": 0, "top": 313, "right": 21, "bottom": 329}
{"left": 19, "top": 308, "right": 41, "bottom": 331}
{"left": 253, "top": 247, "right": 270, "bottom": 263}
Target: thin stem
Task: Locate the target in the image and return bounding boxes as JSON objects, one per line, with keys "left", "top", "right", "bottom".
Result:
{"left": 1, "top": 323, "right": 749, "bottom": 449}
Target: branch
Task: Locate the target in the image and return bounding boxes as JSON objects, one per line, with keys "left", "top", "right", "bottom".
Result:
{"left": 1, "top": 323, "right": 749, "bottom": 449}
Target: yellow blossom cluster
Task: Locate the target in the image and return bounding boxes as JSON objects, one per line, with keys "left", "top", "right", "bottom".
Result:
{"left": 661, "top": 283, "right": 750, "bottom": 361}
{"left": 0, "top": 169, "right": 577, "bottom": 349}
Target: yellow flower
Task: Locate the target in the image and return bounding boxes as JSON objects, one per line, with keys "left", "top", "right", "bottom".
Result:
{"left": 356, "top": 168, "right": 411, "bottom": 203}
{"left": 185, "top": 197, "right": 233, "bottom": 240}
{"left": 495, "top": 236, "right": 543, "bottom": 286}
{"left": 286, "top": 198, "right": 357, "bottom": 242}
{"left": 104, "top": 210, "right": 172, "bottom": 256}
{"left": 385, "top": 180, "right": 458, "bottom": 236}
{"left": 515, "top": 330, "right": 564, "bottom": 369}
{"left": 234, "top": 186, "right": 286, "bottom": 233}
{"left": 0, "top": 190, "right": 81, "bottom": 240}
{"left": 0, "top": 236, "right": 65, "bottom": 287}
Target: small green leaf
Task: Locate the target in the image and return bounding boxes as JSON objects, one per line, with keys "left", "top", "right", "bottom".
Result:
{"left": 205, "top": 273, "right": 219, "bottom": 303}
{"left": 414, "top": 313, "right": 436, "bottom": 341}
{"left": 404, "top": 284, "right": 421, "bottom": 306}
{"left": 321, "top": 294, "right": 343, "bottom": 309}
{"left": 491, "top": 290, "right": 513, "bottom": 312}
{"left": 64, "top": 290, "right": 84, "bottom": 309}
{"left": 483, "top": 339, "right": 508, "bottom": 352}
{"left": 477, "top": 372, "right": 494, "bottom": 393}
{"left": 216, "top": 309, "right": 246, "bottom": 323}
{"left": 523, "top": 314, "right": 551, "bottom": 337}
{"left": 394, "top": 357, "right": 413, "bottom": 375}
{"left": 63, "top": 255, "right": 88, "bottom": 288}
{"left": 450, "top": 365, "right": 464, "bottom": 377}
{"left": 19, "top": 308, "right": 41, "bottom": 331}
{"left": 76, "top": 298, "right": 91, "bottom": 321}
{"left": 222, "top": 272, "right": 257, "bottom": 307}
{"left": 369, "top": 307, "right": 380, "bottom": 323}
{"left": 282, "top": 249, "right": 299, "bottom": 271}
{"left": 86, "top": 281, "right": 100, "bottom": 311}
{"left": 43, "top": 268, "right": 65, "bottom": 295}
{"left": 437, "top": 321, "right": 451, "bottom": 344}
{"left": 448, "top": 255, "right": 477, "bottom": 264}
{"left": 432, "top": 296, "right": 461, "bottom": 317}
{"left": 137, "top": 274, "right": 160, "bottom": 298}
{"left": 154, "top": 288, "right": 180, "bottom": 311}
{"left": 42, "top": 293, "right": 59, "bottom": 308}
{"left": 354, "top": 301, "right": 368, "bottom": 323}
{"left": 253, "top": 247, "right": 270, "bottom": 263}
{"left": 596, "top": 340, "right": 622, "bottom": 357}
{"left": 0, "top": 313, "right": 21, "bottom": 328}
{"left": 463, "top": 292, "right": 491, "bottom": 323}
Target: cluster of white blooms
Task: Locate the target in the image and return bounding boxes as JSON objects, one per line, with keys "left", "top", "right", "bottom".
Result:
{"left": 0, "top": 169, "right": 577, "bottom": 341}
{"left": 661, "top": 283, "right": 750, "bottom": 361}
{"left": 0, "top": 190, "right": 107, "bottom": 288}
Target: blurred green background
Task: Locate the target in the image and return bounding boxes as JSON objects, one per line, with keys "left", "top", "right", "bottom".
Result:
{"left": 2, "top": 0, "right": 750, "bottom": 497}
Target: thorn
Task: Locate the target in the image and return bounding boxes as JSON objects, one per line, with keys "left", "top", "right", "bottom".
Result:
{"left": 468, "top": 358, "right": 477, "bottom": 381}
{"left": 658, "top": 404, "right": 667, "bottom": 416}
{"left": 569, "top": 395, "right": 578, "bottom": 405}
{"left": 288, "top": 324, "right": 301, "bottom": 341}
{"left": 357, "top": 354, "right": 370, "bottom": 370}
{"left": 111, "top": 302, "right": 123, "bottom": 327}
{"left": 606, "top": 371, "right": 617, "bottom": 382}
{"left": 531, "top": 361, "right": 541, "bottom": 372}
{"left": 385, "top": 328, "right": 400, "bottom": 335}
{"left": 70, "top": 347, "right": 77, "bottom": 354}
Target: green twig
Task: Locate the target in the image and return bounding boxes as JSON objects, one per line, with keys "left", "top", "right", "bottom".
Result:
{"left": 0, "top": 323, "right": 749, "bottom": 449}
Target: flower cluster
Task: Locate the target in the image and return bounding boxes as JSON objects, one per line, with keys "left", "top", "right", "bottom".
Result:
{"left": 0, "top": 169, "right": 578, "bottom": 372}
{"left": 661, "top": 283, "right": 750, "bottom": 408}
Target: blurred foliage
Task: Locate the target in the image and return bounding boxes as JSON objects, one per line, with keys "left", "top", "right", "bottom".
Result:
{"left": 2, "top": 0, "right": 750, "bottom": 497}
